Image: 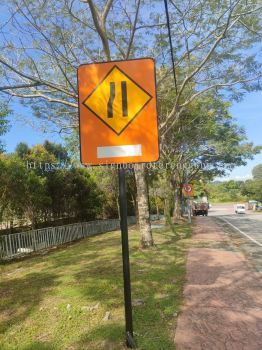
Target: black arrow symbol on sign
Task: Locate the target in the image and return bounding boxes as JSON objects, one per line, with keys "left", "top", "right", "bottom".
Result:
{"left": 107, "top": 81, "right": 128, "bottom": 118}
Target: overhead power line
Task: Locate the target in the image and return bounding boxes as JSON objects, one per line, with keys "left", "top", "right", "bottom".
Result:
{"left": 164, "top": 0, "right": 178, "bottom": 95}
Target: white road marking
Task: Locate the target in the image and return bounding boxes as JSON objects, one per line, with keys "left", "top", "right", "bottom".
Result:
{"left": 97, "top": 144, "right": 142, "bottom": 158}
{"left": 221, "top": 218, "right": 262, "bottom": 247}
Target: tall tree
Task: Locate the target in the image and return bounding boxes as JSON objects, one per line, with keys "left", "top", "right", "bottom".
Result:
{"left": 0, "top": 0, "right": 261, "bottom": 245}
{"left": 0, "top": 154, "right": 51, "bottom": 229}
{"left": 15, "top": 142, "right": 30, "bottom": 159}
{"left": 0, "top": 142, "right": 104, "bottom": 228}
{"left": 43, "top": 140, "right": 69, "bottom": 163}
{"left": 241, "top": 178, "right": 262, "bottom": 201}
{"left": 252, "top": 164, "right": 262, "bottom": 180}
{"left": 158, "top": 95, "right": 261, "bottom": 220}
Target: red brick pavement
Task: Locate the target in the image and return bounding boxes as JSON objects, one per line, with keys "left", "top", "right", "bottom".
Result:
{"left": 174, "top": 217, "right": 262, "bottom": 350}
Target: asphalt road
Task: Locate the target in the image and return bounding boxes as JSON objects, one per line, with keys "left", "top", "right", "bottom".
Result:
{"left": 209, "top": 203, "right": 262, "bottom": 271}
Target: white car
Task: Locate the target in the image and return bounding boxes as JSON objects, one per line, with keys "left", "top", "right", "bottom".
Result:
{"left": 234, "top": 204, "right": 245, "bottom": 214}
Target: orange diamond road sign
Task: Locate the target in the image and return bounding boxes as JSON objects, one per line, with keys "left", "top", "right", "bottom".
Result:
{"left": 78, "top": 58, "right": 159, "bottom": 165}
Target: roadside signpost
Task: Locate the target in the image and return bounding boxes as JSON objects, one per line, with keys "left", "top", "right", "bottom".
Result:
{"left": 183, "top": 181, "right": 193, "bottom": 223}
{"left": 78, "top": 58, "right": 159, "bottom": 165}
{"left": 77, "top": 58, "right": 159, "bottom": 348}
{"left": 183, "top": 183, "right": 193, "bottom": 197}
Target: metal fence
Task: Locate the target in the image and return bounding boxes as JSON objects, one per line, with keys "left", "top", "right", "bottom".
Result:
{"left": 0, "top": 216, "right": 137, "bottom": 260}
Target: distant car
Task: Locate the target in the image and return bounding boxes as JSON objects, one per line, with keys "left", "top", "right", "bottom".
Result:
{"left": 256, "top": 204, "right": 262, "bottom": 211}
{"left": 234, "top": 204, "right": 246, "bottom": 214}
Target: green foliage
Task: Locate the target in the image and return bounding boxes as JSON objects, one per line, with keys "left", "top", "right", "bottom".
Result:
{"left": 15, "top": 142, "right": 30, "bottom": 159}
{"left": 43, "top": 140, "right": 69, "bottom": 162}
{"left": 50, "top": 168, "right": 103, "bottom": 221}
{"left": 252, "top": 164, "right": 262, "bottom": 180}
{"left": 0, "top": 154, "right": 51, "bottom": 227}
{"left": 0, "top": 103, "right": 10, "bottom": 153}
{"left": 207, "top": 176, "right": 262, "bottom": 203}
{"left": 206, "top": 180, "right": 247, "bottom": 203}
{"left": 152, "top": 93, "right": 261, "bottom": 216}
{"left": 0, "top": 224, "right": 191, "bottom": 350}
{"left": 88, "top": 167, "right": 119, "bottom": 219}
{"left": 0, "top": 142, "right": 103, "bottom": 230}
{"left": 163, "top": 95, "right": 261, "bottom": 181}
{"left": 0, "top": 0, "right": 261, "bottom": 127}
{"left": 241, "top": 179, "right": 262, "bottom": 202}
{"left": 64, "top": 131, "right": 136, "bottom": 218}
{"left": 63, "top": 130, "right": 81, "bottom": 163}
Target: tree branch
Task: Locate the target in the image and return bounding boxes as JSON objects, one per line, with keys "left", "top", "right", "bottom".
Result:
{"left": 175, "top": 14, "right": 240, "bottom": 107}
{"left": 102, "top": 0, "right": 114, "bottom": 22}
{"left": 125, "top": 0, "right": 141, "bottom": 59}
{"left": 0, "top": 57, "right": 77, "bottom": 99}
{"left": 2, "top": 89, "right": 78, "bottom": 108}
{"left": 18, "top": 2, "right": 78, "bottom": 94}
{"left": 180, "top": 74, "right": 262, "bottom": 108}
{"left": 0, "top": 82, "right": 41, "bottom": 91}
{"left": 86, "top": 0, "right": 111, "bottom": 60}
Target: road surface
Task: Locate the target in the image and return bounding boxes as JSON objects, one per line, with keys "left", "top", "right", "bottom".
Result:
{"left": 209, "top": 203, "right": 262, "bottom": 271}
{"left": 175, "top": 216, "right": 262, "bottom": 350}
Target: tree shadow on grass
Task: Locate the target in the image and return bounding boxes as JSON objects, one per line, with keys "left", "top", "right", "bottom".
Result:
{"left": 0, "top": 271, "right": 59, "bottom": 334}
{"left": 76, "top": 323, "right": 126, "bottom": 350}
{"left": 0, "top": 228, "right": 190, "bottom": 350}
{"left": 46, "top": 232, "right": 121, "bottom": 269}
{"left": 67, "top": 236, "right": 188, "bottom": 349}
{"left": 18, "top": 342, "right": 58, "bottom": 350}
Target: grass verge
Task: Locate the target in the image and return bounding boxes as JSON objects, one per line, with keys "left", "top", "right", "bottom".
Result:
{"left": 0, "top": 224, "right": 191, "bottom": 350}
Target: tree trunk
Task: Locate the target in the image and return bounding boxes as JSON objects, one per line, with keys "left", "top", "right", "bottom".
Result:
{"left": 164, "top": 171, "right": 174, "bottom": 226}
{"left": 152, "top": 189, "right": 160, "bottom": 219}
{"left": 155, "top": 199, "right": 159, "bottom": 218}
{"left": 116, "top": 198, "right": 120, "bottom": 220}
{"left": 164, "top": 196, "right": 173, "bottom": 226}
{"left": 134, "top": 166, "right": 153, "bottom": 248}
{"left": 131, "top": 193, "right": 139, "bottom": 222}
{"left": 171, "top": 174, "right": 183, "bottom": 222}
{"left": 173, "top": 188, "right": 182, "bottom": 222}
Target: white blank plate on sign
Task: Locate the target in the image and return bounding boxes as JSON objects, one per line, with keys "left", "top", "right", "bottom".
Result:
{"left": 97, "top": 144, "right": 142, "bottom": 158}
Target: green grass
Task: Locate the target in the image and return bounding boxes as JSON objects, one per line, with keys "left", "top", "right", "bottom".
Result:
{"left": 0, "top": 224, "right": 191, "bottom": 350}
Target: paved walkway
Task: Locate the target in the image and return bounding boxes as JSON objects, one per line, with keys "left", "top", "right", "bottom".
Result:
{"left": 174, "top": 217, "right": 262, "bottom": 350}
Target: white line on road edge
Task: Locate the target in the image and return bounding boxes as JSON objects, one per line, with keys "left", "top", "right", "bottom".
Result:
{"left": 220, "top": 218, "right": 262, "bottom": 247}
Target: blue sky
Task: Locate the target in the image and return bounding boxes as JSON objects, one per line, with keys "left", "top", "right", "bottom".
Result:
{"left": 3, "top": 90, "right": 262, "bottom": 181}
{"left": 223, "top": 91, "right": 262, "bottom": 180}
{"left": 1, "top": 1, "right": 261, "bottom": 181}
{"left": 4, "top": 101, "right": 63, "bottom": 152}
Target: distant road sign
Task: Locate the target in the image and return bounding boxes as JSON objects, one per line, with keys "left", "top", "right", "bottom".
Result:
{"left": 78, "top": 58, "right": 159, "bottom": 165}
{"left": 183, "top": 183, "right": 193, "bottom": 197}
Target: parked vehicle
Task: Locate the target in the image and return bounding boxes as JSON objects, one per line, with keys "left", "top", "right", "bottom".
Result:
{"left": 234, "top": 204, "right": 246, "bottom": 214}
{"left": 192, "top": 202, "right": 209, "bottom": 216}
{"left": 248, "top": 200, "right": 258, "bottom": 210}
{"left": 256, "top": 204, "right": 262, "bottom": 211}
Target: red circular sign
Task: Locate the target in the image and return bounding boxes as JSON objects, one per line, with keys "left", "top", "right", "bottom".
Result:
{"left": 184, "top": 184, "right": 192, "bottom": 193}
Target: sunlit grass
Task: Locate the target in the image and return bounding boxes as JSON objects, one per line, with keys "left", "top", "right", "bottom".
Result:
{"left": 0, "top": 223, "right": 191, "bottom": 350}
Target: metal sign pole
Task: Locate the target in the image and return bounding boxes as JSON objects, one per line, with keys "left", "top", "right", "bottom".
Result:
{"left": 118, "top": 167, "right": 136, "bottom": 348}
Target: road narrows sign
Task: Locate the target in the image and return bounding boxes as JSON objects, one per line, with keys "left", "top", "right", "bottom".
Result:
{"left": 78, "top": 58, "right": 159, "bottom": 165}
